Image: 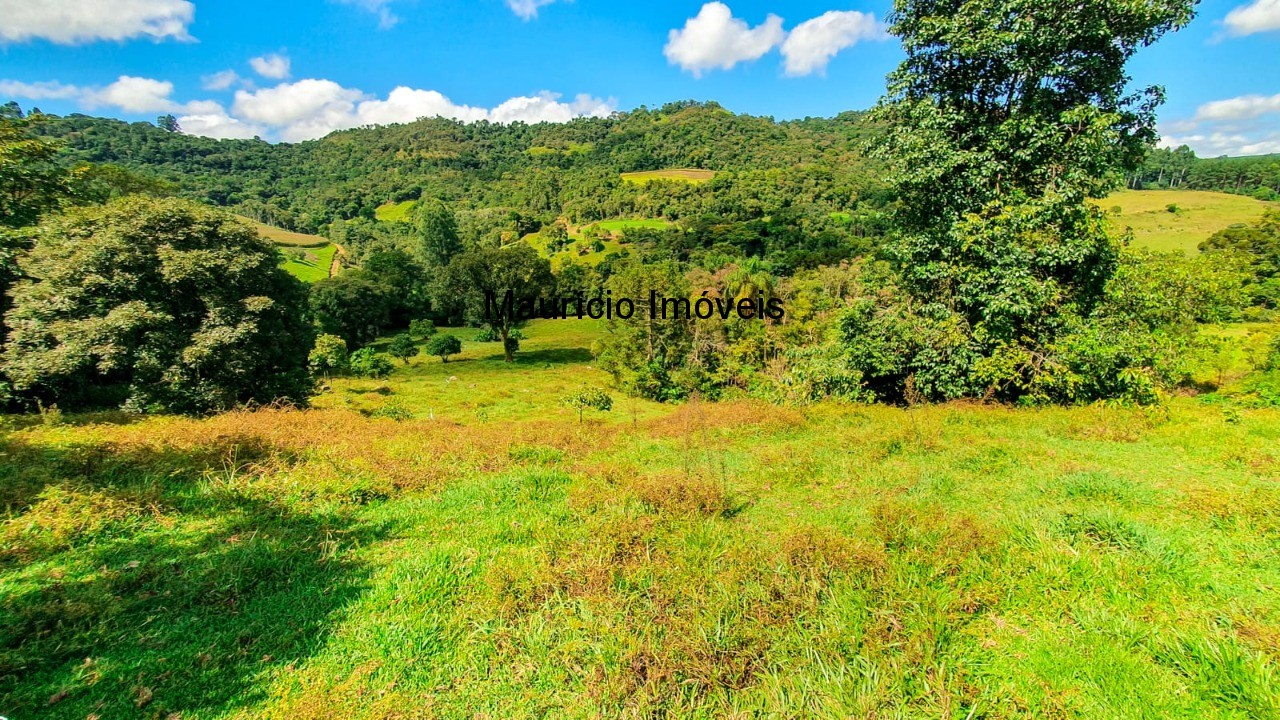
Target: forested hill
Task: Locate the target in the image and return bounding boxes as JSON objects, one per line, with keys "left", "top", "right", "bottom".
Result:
{"left": 25, "top": 101, "right": 889, "bottom": 235}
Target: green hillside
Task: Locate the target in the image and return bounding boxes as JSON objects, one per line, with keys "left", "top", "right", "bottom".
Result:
{"left": 1101, "top": 189, "right": 1275, "bottom": 253}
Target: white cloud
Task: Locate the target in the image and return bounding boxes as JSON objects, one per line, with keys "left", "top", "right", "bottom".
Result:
{"left": 0, "top": 79, "right": 83, "bottom": 100}
{"left": 0, "top": 0, "right": 194, "bottom": 44}
{"left": 1224, "top": 0, "right": 1280, "bottom": 36}
{"left": 507, "top": 0, "right": 558, "bottom": 20}
{"left": 234, "top": 79, "right": 616, "bottom": 141}
{"left": 1194, "top": 92, "right": 1280, "bottom": 122}
{"left": 177, "top": 108, "right": 265, "bottom": 140}
{"left": 780, "top": 11, "right": 885, "bottom": 77}
{"left": 335, "top": 0, "right": 399, "bottom": 29}
{"left": 249, "top": 53, "right": 291, "bottom": 80}
{"left": 665, "top": 2, "right": 785, "bottom": 77}
{"left": 1160, "top": 91, "right": 1280, "bottom": 156}
{"left": 202, "top": 70, "right": 243, "bottom": 91}
{"left": 85, "top": 76, "right": 181, "bottom": 113}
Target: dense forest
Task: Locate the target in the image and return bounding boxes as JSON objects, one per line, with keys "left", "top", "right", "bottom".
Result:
{"left": 21, "top": 102, "right": 890, "bottom": 235}
{"left": 1133, "top": 145, "right": 1280, "bottom": 199}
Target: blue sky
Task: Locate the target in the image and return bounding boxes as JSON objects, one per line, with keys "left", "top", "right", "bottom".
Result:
{"left": 1, "top": 0, "right": 1277, "bottom": 154}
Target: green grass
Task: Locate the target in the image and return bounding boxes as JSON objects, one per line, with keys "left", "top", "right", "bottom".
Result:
{"left": 3, "top": 318, "right": 1280, "bottom": 718}
{"left": 621, "top": 169, "right": 716, "bottom": 184}
{"left": 280, "top": 243, "right": 338, "bottom": 283}
{"left": 1100, "top": 189, "right": 1274, "bottom": 253}
{"left": 238, "top": 216, "right": 329, "bottom": 247}
{"left": 586, "top": 218, "right": 672, "bottom": 234}
{"left": 374, "top": 200, "right": 416, "bottom": 223}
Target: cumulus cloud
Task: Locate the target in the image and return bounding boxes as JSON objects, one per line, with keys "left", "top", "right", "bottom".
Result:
{"left": 1160, "top": 91, "right": 1280, "bottom": 157}
{"left": 334, "top": 0, "right": 400, "bottom": 29}
{"left": 0, "top": 0, "right": 194, "bottom": 44}
{"left": 780, "top": 10, "right": 885, "bottom": 76}
{"left": 202, "top": 70, "right": 243, "bottom": 91}
{"left": 84, "top": 76, "right": 181, "bottom": 113}
{"left": 665, "top": 2, "right": 785, "bottom": 76}
{"left": 177, "top": 107, "right": 265, "bottom": 140}
{"left": 507, "top": 0, "right": 558, "bottom": 20}
{"left": 1224, "top": 0, "right": 1280, "bottom": 36}
{"left": 250, "top": 53, "right": 291, "bottom": 80}
{"left": 1194, "top": 92, "right": 1280, "bottom": 122}
{"left": 233, "top": 79, "right": 616, "bottom": 142}
{"left": 0, "top": 79, "right": 83, "bottom": 100}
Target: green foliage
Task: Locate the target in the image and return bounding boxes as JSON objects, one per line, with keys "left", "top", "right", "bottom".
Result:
{"left": 844, "top": 0, "right": 1196, "bottom": 404}
{"left": 1200, "top": 210, "right": 1280, "bottom": 308}
{"left": 409, "top": 318, "right": 436, "bottom": 338}
{"left": 2, "top": 197, "right": 315, "bottom": 413}
{"left": 387, "top": 333, "right": 421, "bottom": 364}
{"left": 595, "top": 261, "right": 697, "bottom": 400}
{"left": 349, "top": 347, "right": 393, "bottom": 379}
{"left": 309, "top": 333, "right": 350, "bottom": 377}
{"left": 447, "top": 243, "right": 554, "bottom": 362}
{"left": 425, "top": 333, "right": 462, "bottom": 363}
{"left": 363, "top": 248, "right": 431, "bottom": 326}
{"left": 414, "top": 200, "right": 463, "bottom": 267}
{"left": 561, "top": 385, "right": 613, "bottom": 422}
{"left": 309, "top": 270, "right": 391, "bottom": 348}
{"left": 0, "top": 117, "right": 67, "bottom": 229}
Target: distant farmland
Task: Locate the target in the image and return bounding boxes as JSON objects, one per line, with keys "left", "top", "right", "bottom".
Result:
{"left": 621, "top": 168, "right": 716, "bottom": 184}
{"left": 375, "top": 200, "right": 416, "bottom": 222}
{"left": 1101, "top": 189, "right": 1273, "bottom": 253}
{"left": 238, "top": 216, "right": 330, "bottom": 247}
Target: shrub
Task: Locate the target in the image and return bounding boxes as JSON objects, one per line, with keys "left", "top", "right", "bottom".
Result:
{"left": 426, "top": 334, "right": 462, "bottom": 363}
{"left": 561, "top": 386, "right": 613, "bottom": 422}
{"left": 1166, "top": 203, "right": 1180, "bottom": 214}
{"left": 309, "top": 334, "right": 350, "bottom": 377}
{"left": 349, "top": 347, "right": 393, "bottom": 379}
{"left": 412, "top": 316, "right": 437, "bottom": 335}
{"left": 387, "top": 333, "right": 420, "bottom": 364}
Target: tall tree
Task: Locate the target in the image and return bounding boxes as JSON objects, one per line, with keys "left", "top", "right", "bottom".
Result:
{"left": 447, "top": 244, "right": 554, "bottom": 362}
{"left": 414, "top": 200, "right": 463, "bottom": 267}
{"left": 3, "top": 197, "right": 314, "bottom": 413}
{"left": 851, "top": 0, "right": 1197, "bottom": 400}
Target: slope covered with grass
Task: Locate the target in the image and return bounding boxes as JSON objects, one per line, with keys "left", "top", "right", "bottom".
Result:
{"left": 1101, "top": 189, "right": 1274, "bottom": 253}
{"left": 3, "top": 319, "right": 1279, "bottom": 719}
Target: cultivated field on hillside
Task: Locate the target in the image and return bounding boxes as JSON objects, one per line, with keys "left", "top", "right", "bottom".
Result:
{"left": 3, "top": 318, "right": 1278, "bottom": 719}
{"left": 621, "top": 168, "right": 716, "bottom": 184}
{"left": 279, "top": 242, "right": 339, "bottom": 283}
{"left": 239, "top": 216, "right": 330, "bottom": 247}
{"left": 1102, "top": 190, "right": 1274, "bottom": 253}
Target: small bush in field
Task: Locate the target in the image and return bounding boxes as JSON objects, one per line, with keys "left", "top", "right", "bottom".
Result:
{"left": 409, "top": 319, "right": 436, "bottom": 338}
{"left": 309, "top": 334, "right": 349, "bottom": 377}
{"left": 350, "top": 348, "right": 393, "bottom": 379}
{"left": 426, "top": 334, "right": 462, "bottom": 363}
{"left": 561, "top": 386, "right": 613, "bottom": 422}
{"left": 387, "top": 333, "right": 420, "bottom": 364}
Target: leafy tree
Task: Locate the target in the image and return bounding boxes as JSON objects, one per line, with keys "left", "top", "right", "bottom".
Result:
{"left": 446, "top": 243, "right": 554, "bottom": 362}
{"left": 414, "top": 200, "right": 463, "bottom": 267}
{"left": 309, "top": 333, "right": 350, "bottom": 378}
{"left": 425, "top": 334, "right": 462, "bottom": 363}
{"left": 157, "top": 114, "right": 181, "bottom": 133}
{"left": 409, "top": 318, "right": 436, "bottom": 338}
{"left": 594, "top": 260, "right": 697, "bottom": 400}
{"left": 1200, "top": 210, "right": 1280, "bottom": 308}
{"left": 845, "top": 0, "right": 1197, "bottom": 401}
{"left": 3, "top": 197, "right": 314, "bottom": 413}
{"left": 309, "top": 270, "right": 392, "bottom": 348}
{"left": 387, "top": 333, "right": 421, "bottom": 364}
{"left": 561, "top": 386, "right": 613, "bottom": 422}
{"left": 363, "top": 248, "right": 431, "bottom": 326}
{"left": 349, "top": 347, "right": 393, "bottom": 379}
{"left": 1, "top": 117, "right": 67, "bottom": 229}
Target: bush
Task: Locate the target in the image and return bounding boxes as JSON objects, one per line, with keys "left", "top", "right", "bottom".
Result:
{"left": 426, "top": 334, "right": 462, "bottom": 363}
{"left": 409, "top": 318, "right": 436, "bottom": 338}
{"left": 349, "top": 347, "right": 393, "bottom": 379}
{"left": 1166, "top": 203, "right": 1180, "bottom": 213}
{"left": 474, "top": 328, "right": 499, "bottom": 342}
{"left": 309, "top": 334, "right": 350, "bottom": 377}
{"left": 387, "top": 333, "right": 420, "bottom": 364}
{"left": 561, "top": 386, "right": 613, "bottom": 422}
{"left": 1267, "top": 334, "right": 1280, "bottom": 372}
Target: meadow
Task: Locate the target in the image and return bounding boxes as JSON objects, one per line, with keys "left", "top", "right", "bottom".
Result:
{"left": 621, "top": 169, "right": 717, "bottom": 184}
{"left": 279, "top": 242, "right": 339, "bottom": 283}
{"left": 1101, "top": 190, "right": 1274, "bottom": 253}
{"left": 2, "top": 317, "right": 1279, "bottom": 719}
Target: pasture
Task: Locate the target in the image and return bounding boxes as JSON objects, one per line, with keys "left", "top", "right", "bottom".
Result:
{"left": 621, "top": 168, "right": 717, "bottom": 184}
{"left": 374, "top": 200, "right": 417, "bottom": 223}
{"left": 3, "top": 318, "right": 1279, "bottom": 719}
{"left": 1101, "top": 189, "right": 1273, "bottom": 253}
{"left": 239, "top": 216, "right": 330, "bottom": 247}
{"left": 279, "top": 242, "right": 339, "bottom": 283}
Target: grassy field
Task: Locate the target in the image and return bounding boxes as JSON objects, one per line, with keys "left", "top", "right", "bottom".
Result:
{"left": 587, "top": 218, "right": 672, "bottom": 234}
{"left": 621, "top": 169, "right": 716, "bottom": 184}
{"left": 374, "top": 200, "right": 416, "bottom": 223}
{"left": 522, "top": 219, "right": 672, "bottom": 268}
{"left": 1100, "top": 190, "right": 1274, "bottom": 253}
{"left": 280, "top": 243, "right": 338, "bottom": 283}
{"left": 3, "top": 318, "right": 1279, "bottom": 719}
{"left": 239, "top": 217, "right": 330, "bottom": 247}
